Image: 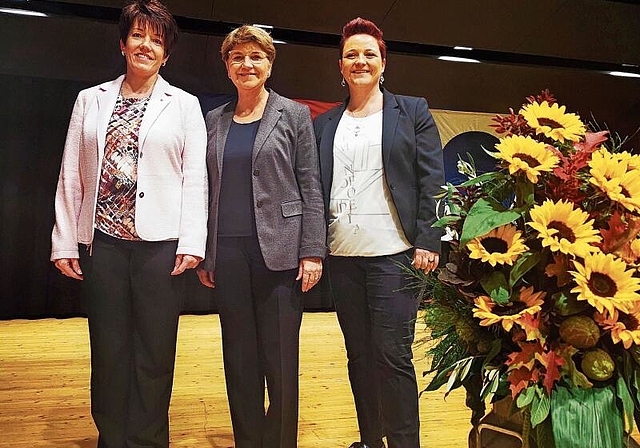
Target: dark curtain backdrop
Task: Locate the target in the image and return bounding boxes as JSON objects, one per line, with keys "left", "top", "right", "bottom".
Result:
{"left": 0, "top": 74, "right": 332, "bottom": 320}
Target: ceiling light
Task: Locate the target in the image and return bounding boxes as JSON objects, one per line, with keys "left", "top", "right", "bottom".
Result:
{"left": 0, "top": 7, "right": 47, "bottom": 17}
{"left": 453, "top": 46, "right": 473, "bottom": 51}
{"left": 607, "top": 71, "right": 640, "bottom": 78}
{"left": 438, "top": 56, "right": 481, "bottom": 64}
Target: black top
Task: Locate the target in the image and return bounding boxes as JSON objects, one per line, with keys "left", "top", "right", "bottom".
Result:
{"left": 217, "top": 119, "right": 261, "bottom": 237}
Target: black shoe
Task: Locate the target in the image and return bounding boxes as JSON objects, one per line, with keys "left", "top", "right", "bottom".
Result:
{"left": 349, "top": 442, "right": 385, "bottom": 448}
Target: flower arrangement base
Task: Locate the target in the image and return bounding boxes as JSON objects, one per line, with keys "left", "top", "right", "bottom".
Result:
{"left": 469, "top": 398, "right": 525, "bottom": 448}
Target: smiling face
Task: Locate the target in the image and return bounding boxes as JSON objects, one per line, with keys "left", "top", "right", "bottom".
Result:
{"left": 120, "top": 19, "right": 168, "bottom": 80}
{"left": 339, "top": 33, "right": 386, "bottom": 90}
{"left": 225, "top": 42, "right": 272, "bottom": 94}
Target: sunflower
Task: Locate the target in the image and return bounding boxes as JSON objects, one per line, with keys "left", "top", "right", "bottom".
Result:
{"left": 571, "top": 252, "right": 640, "bottom": 315}
{"left": 528, "top": 199, "right": 601, "bottom": 258}
{"left": 494, "top": 135, "right": 559, "bottom": 183}
{"left": 590, "top": 150, "right": 640, "bottom": 212}
{"left": 595, "top": 303, "right": 640, "bottom": 349}
{"left": 467, "top": 224, "right": 529, "bottom": 266}
{"left": 610, "top": 170, "right": 640, "bottom": 213}
{"left": 473, "top": 286, "right": 546, "bottom": 332}
{"left": 632, "top": 239, "right": 640, "bottom": 262}
{"left": 520, "top": 101, "right": 586, "bottom": 143}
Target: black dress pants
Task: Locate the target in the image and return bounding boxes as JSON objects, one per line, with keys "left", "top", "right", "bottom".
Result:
{"left": 80, "top": 231, "right": 183, "bottom": 448}
{"left": 328, "top": 252, "right": 421, "bottom": 448}
{"left": 214, "top": 235, "right": 303, "bottom": 448}
{"left": 214, "top": 236, "right": 303, "bottom": 448}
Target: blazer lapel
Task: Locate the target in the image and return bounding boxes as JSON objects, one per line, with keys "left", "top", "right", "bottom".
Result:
{"left": 318, "top": 102, "right": 346, "bottom": 203}
{"left": 95, "top": 75, "right": 124, "bottom": 159}
{"left": 381, "top": 89, "right": 400, "bottom": 169}
{"left": 253, "top": 90, "right": 282, "bottom": 163}
{"left": 138, "top": 76, "right": 172, "bottom": 149}
{"left": 215, "top": 102, "right": 236, "bottom": 175}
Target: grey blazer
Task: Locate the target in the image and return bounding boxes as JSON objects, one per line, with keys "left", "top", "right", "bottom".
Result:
{"left": 202, "top": 90, "right": 327, "bottom": 272}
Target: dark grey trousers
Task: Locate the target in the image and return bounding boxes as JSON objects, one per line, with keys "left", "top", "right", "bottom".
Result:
{"left": 214, "top": 235, "right": 303, "bottom": 448}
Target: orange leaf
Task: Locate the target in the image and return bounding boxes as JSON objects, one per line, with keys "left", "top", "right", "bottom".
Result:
{"left": 535, "top": 350, "right": 565, "bottom": 394}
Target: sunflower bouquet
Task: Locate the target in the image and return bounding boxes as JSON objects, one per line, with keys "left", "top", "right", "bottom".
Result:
{"left": 419, "top": 90, "right": 640, "bottom": 447}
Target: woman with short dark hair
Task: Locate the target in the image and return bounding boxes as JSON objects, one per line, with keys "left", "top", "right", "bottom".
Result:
{"left": 51, "top": 1, "right": 207, "bottom": 446}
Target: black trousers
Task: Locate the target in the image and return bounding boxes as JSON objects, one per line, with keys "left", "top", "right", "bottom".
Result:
{"left": 328, "top": 252, "right": 421, "bottom": 448}
{"left": 80, "top": 231, "right": 183, "bottom": 448}
{"left": 214, "top": 235, "right": 303, "bottom": 448}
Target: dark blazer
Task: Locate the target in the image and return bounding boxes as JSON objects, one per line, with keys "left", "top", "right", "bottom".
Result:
{"left": 314, "top": 88, "right": 444, "bottom": 254}
{"left": 203, "top": 90, "right": 327, "bottom": 272}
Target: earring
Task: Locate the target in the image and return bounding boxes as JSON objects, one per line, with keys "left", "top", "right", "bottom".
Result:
{"left": 380, "top": 73, "right": 385, "bottom": 84}
{"left": 121, "top": 51, "right": 125, "bottom": 56}
{"left": 341, "top": 78, "right": 346, "bottom": 87}
{"left": 162, "top": 62, "right": 166, "bottom": 66}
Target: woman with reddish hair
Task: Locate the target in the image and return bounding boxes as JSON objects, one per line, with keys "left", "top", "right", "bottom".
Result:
{"left": 314, "top": 17, "right": 444, "bottom": 448}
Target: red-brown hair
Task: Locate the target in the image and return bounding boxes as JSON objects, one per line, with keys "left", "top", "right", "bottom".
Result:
{"left": 339, "top": 17, "right": 386, "bottom": 60}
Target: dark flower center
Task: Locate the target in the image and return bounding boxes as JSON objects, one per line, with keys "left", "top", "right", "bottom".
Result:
{"left": 621, "top": 186, "right": 631, "bottom": 198}
{"left": 493, "top": 301, "right": 529, "bottom": 316}
{"left": 619, "top": 312, "right": 639, "bottom": 331}
{"left": 588, "top": 272, "right": 618, "bottom": 298}
{"left": 548, "top": 221, "right": 576, "bottom": 243}
{"left": 481, "top": 237, "right": 509, "bottom": 254}
{"left": 514, "top": 153, "right": 541, "bottom": 168}
{"left": 538, "top": 117, "right": 564, "bottom": 129}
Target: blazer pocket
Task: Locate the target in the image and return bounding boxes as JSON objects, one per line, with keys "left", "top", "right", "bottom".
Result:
{"left": 281, "top": 199, "right": 303, "bottom": 217}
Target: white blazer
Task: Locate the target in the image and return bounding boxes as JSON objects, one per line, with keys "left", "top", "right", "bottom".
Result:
{"left": 51, "top": 75, "right": 208, "bottom": 260}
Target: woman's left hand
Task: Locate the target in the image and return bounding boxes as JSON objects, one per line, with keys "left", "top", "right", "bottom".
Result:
{"left": 171, "top": 254, "right": 203, "bottom": 276}
{"left": 297, "top": 257, "right": 323, "bottom": 293}
{"left": 412, "top": 248, "right": 439, "bottom": 274}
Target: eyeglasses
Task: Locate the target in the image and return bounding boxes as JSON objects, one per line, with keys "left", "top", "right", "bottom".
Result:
{"left": 228, "top": 51, "right": 268, "bottom": 66}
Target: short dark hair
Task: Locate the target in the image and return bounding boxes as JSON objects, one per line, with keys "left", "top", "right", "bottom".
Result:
{"left": 119, "top": 0, "right": 179, "bottom": 56}
{"left": 340, "top": 17, "right": 386, "bottom": 60}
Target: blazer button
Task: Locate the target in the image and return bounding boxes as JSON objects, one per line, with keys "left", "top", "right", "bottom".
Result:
{"left": 389, "top": 184, "right": 395, "bottom": 190}
{"left": 139, "top": 192, "right": 144, "bottom": 198}
{"left": 256, "top": 200, "right": 263, "bottom": 208}
{"left": 253, "top": 169, "right": 260, "bottom": 176}
{"left": 139, "top": 152, "right": 143, "bottom": 158}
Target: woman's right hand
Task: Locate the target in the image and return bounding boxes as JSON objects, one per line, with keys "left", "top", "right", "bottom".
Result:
{"left": 53, "top": 258, "right": 84, "bottom": 280}
{"left": 196, "top": 268, "right": 215, "bottom": 288}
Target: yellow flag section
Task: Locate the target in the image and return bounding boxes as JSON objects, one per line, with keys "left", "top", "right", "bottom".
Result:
{"left": 431, "top": 109, "right": 501, "bottom": 148}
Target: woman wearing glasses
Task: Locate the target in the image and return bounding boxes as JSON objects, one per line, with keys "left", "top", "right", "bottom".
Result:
{"left": 196, "top": 25, "right": 326, "bottom": 448}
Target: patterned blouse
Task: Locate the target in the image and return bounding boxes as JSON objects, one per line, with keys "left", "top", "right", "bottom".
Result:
{"left": 94, "top": 94, "right": 150, "bottom": 240}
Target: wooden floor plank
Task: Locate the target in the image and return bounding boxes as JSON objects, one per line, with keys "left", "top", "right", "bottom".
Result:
{"left": 0, "top": 313, "right": 476, "bottom": 447}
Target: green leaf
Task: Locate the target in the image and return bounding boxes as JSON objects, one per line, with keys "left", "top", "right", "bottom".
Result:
{"left": 515, "top": 176, "right": 535, "bottom": 208}
{"left": 480, "top": 271, "right": 510, "bottom": 305}
{"left": 617, "top": 376, "right": 635, "bottom": 433}
{"left": 480, "top": 368, "right": 501, "bottom": 402}
{"left": 433, "top": 214, "right": 461, "bottom": 228}
{"left": 459, "top": 197, "right": 522, "bottom": 246}
{"left": 509, "top": 251, "right": 542, "bottom": 287}
{"left": 551, "top": 385, "right": 624, "bottom": 448}
{"left": 553, "top": 291, "right": 591, "bottom": 316}
{"left": 516, "top": 385, "right": 536, "bottom": 408}
{"left": 459, "top": 171, "right": 503, "bottom": 187}
{"left": 482, "top": 339, "right": 503, "bottom": 368}
{"left": 530, "top": 387, "right": 550, "bottom": 428}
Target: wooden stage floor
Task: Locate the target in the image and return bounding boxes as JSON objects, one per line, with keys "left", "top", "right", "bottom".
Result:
{"left": 0, "top": 312, "right": 474, "bottom": 447}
